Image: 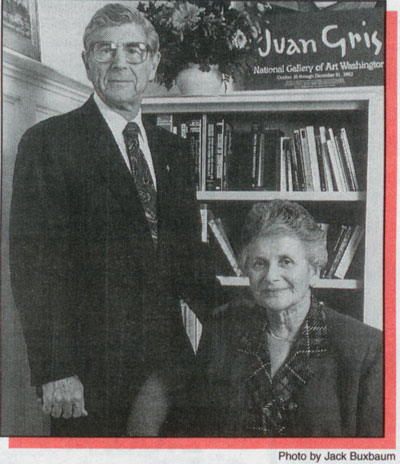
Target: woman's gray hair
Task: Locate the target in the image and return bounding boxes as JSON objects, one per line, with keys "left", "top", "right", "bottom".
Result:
{"left": 240, "top": 200, "right": 328, "bottom": 270}
{"left": 83, "top": 3, "right": 159, "bottom": 53}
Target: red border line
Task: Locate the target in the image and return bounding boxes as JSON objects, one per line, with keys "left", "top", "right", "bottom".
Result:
{"left": 9, "top": 10, "right": 398, "bottom": 451}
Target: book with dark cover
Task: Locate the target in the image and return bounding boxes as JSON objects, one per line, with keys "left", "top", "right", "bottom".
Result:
{"left": 223, "top": 122, "right": 233, "bottom": 191}
{"left": 188, "top": 118, "right": 202, "bottom": 190}
{"left": 206, "top": 122, "right": 215, "bottom": 190}
{"left": 251, "top": 123, "right": 262, "bottom": 189}
{"left": 299, "top": 127, "right": 314, "bottom": 191}
{"left": 293, "top": 129, "right": 306, "bottom": 191}
{"left": 325, "top": 225, "right": 354, "bottom": 278}
{"left": 334, "top": 225, "right": 365, "bottom": 279}
{"left": 264, "top": 128, "right": 284, "bottom": 190}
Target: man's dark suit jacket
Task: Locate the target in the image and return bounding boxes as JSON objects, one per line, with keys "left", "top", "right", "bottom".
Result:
{"left": 9, "top": 96, "right": 217, "bottom": 436}
{"left": 191, "top": 298, "right": 383, "bottom": 437}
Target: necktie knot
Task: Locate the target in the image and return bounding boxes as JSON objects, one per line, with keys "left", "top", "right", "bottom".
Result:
{"left": 123, "top": 121, "right": 141, "bottom": 138}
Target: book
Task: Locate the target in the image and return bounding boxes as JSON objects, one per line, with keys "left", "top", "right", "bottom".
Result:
{"left": 316, "top": 133, "right": 334, "bottom": 191}
{"left": 223, "top": 122, "right": 233, "bottom": 190}
{"left": 257, "top": 132, "right": 265, "bottom": 188}
{"left": 286, "top": 140, "right": 294, "bottom": 192}
{"left": 340, "top": 128, "right": 360, "bottom": 191}
{"left": 180, "top": 300, "right": 202, "bottom": 353}
{"left": 325, "top": 225, "right": 354, "bottom": 278}
{"left": 156, "top": 114, "right": 173, "bottom": 132}
{"left": 251, "top": 123, "right": 261, "bottom": 189}
{"left": 305, "top": 126, "right": 321, "bottom": 191}
{"left": 199, "top": 204, "right": 208, "bottom": 243}
{"left": 334, "top": 225, "right": 365, "bottom": 279}
{"left": 208, "top": 216, "right": 242, "bottom": 277}
{"left": 206, "top": 122, "right": 215, "bottom": 190}
{"left": 334, "top": 133, "right": 353, "bottom": 191}
{"left": 328, "top": 127, "right": 349, "bottom": 191}
{"left": 299, "top": 128, "right": 314, "bottom": 191}
{"left": 321, "top": 126, "right": 345, "bottom": 191}
{"left": 180, "top": 123, "right": 188, "bottom": 139}
{"left": 188, "top": 119, "right": 202, "bottom": 190}
{"left": 323, "top": 224, "right": 348, "bottom": 278}
{"left": 215, "top": 120, "right": 225, "bottom": 190}
{"left": 290, "top": 137, "right": 301, "bottom": 191}
{"left": 315, "top": 134, "right": 327, "bottom": 191}
{"left": 264, "top": 128, "right": 284, "bottom": 190}
{"left": 279, "top": 137, "right": 291, "bottom": 191}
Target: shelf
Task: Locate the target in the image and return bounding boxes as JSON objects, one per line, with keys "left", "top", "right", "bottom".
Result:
{"left": 141, "top": 87, "right": 383, "bottom": 114}
{"left": 198, "top": 191, "right": 366, "bottom": 202}
{"left": 217, "top": 276, "right": 362, "bottom": 290}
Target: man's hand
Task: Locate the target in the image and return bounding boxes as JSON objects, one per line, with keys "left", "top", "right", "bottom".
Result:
{"left": 41, "top": 375, "right": 88, "bottom": 419}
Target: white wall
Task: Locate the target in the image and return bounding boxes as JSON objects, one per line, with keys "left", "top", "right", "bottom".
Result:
{"left": 37, "top": 0, "right": 174, "bottom": 95}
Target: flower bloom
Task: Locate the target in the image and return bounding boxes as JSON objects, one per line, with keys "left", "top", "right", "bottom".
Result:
{"left": 171, "top": 2, "right": 205, "bottom": 31}
{"left": 232, "top": 29, "right": 248, "bottom": 49}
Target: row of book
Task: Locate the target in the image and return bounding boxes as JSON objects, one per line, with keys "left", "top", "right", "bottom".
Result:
{"left": 156, "top": 115, "right": 232, "bottom": 191}
{"left": 156, "top": 115, "right": 361, "bottom": 193}
{"left": 207, "top": 214, "right": 364, "bottom": 280}
{"left": 251, "top": 125, "right": 360, "bottom": 192}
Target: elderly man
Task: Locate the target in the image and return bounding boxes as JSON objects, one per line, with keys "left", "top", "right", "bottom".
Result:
{"left": 10, "top": 3, "right": 217, "bottom": 437}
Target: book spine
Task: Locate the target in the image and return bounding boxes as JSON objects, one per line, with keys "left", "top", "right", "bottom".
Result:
{"left": 334, "top": 226, "right": 364, "bottom": 279}
{"left": 264, "top": 129, "right": 283, "bottom": 191}
{"left": 325, "top": 225, "right": 353, "bottom": 278}
{"left": 323, "top": 224, "right": 347, "bottom": 278}
{"left": 251, "top": 124, "right": 260, "bottom": 189}
{"left": 280, "top": 137, "right": 290, "bottom": 191}
{"left": 328, "top": 127, "right": 349, "bottom": 191}
{"left": 188, "top": 119, "right": 202, "bottom": 190}
{"left": 315, "top": 135, "right": 327, "bottom": 191}
{"left": 199, "top": 204, "right": 208, "bottom": 243}
{"left": 257, "top": 133, "right": 265, "bottom": 188}
{"left": 318, "top": 128, "right": 335, "bottom": 192}
{"left": 334, "top": 134, "right": 353, "bottom": 191}
{"left": 286, "top": 140, "right": 294, "bottom": 192}
{"left": 223, "top": 124, "right": 233, "bottom": 191}
{"left": 300, "top": 128, "right": 313, "bottom": 191}
{"left": 306, "top": 126, "right": 321, "bottom": 191}
{"left": 290, "top": 137, "right": 301, "bottom": 191}
{"left": 208, "top": 218, "right": 242, "bottom": 277}
{"left": 215, "top": 120, "right": 225, "bottom": 190}
{"left": 156, "top": 114, "right": 173, "bottom": 132}
{"left": 340, "top": 128, "right": 360, "bottom": 191}
{"left": 206, "top": 122, "right": 215, "bottom": 190}
{"left": 180, "top": 123, "right": 188, "bottom": 139}
{"left": 323, "top": 126, "right": 345, "bottom": 191}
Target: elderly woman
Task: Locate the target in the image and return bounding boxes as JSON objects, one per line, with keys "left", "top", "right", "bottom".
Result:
{"left": 192, "top": 200, "right": 382, "bottom": 437}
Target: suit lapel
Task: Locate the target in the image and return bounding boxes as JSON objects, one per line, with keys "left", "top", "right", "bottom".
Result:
{"left": 80, "top": 97, "right": 155, "bottom": 250}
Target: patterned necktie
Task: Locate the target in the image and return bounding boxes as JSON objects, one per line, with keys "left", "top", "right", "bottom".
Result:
{"left": 123, "top": 122, "right": 158, "bottom": 246}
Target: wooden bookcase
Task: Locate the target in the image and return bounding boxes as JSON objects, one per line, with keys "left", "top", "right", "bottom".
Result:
{"left": 142, "top": 86, "right": 384, "bottom": 331}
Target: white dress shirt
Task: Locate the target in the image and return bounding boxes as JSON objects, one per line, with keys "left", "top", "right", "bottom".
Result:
{"left": 93, "top": 93, "right": 157, "bottom": 188}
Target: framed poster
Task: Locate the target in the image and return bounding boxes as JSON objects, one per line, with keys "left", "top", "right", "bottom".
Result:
{"left": 3, "top": 0, "right": 41, "bottom": 61}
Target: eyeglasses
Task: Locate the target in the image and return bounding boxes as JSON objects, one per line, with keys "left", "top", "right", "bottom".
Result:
{"left": 91, "top": 41, "right": 151, "bottom": 64}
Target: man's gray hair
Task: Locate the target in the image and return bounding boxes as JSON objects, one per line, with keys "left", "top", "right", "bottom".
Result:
{"left": 240, "top": 200, "right": 328, "bottom": 271}
{"left": 83, "top": 3, "right": 159, "bottom": 53}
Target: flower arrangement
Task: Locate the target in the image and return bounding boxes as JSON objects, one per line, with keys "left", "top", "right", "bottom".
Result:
{"left": 138, "top": 1, "right": 260, "bottom": 90}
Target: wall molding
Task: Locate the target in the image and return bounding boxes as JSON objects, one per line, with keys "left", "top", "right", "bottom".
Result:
{"left": 3, "top": 48, "right": 91, "bottom": 105}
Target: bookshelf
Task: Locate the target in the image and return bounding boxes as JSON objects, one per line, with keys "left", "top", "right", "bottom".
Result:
{"left": 142, "top": 86, "right": 384, "bottom": 331}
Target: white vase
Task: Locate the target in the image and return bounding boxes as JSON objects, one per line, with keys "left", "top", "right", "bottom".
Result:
{"left": 176, "top": 64, "right": 226, "bottom": 96}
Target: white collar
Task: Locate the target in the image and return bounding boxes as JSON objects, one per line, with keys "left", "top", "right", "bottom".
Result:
{"left": 93, "top": 92, "right": 146, "bottom": 137}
